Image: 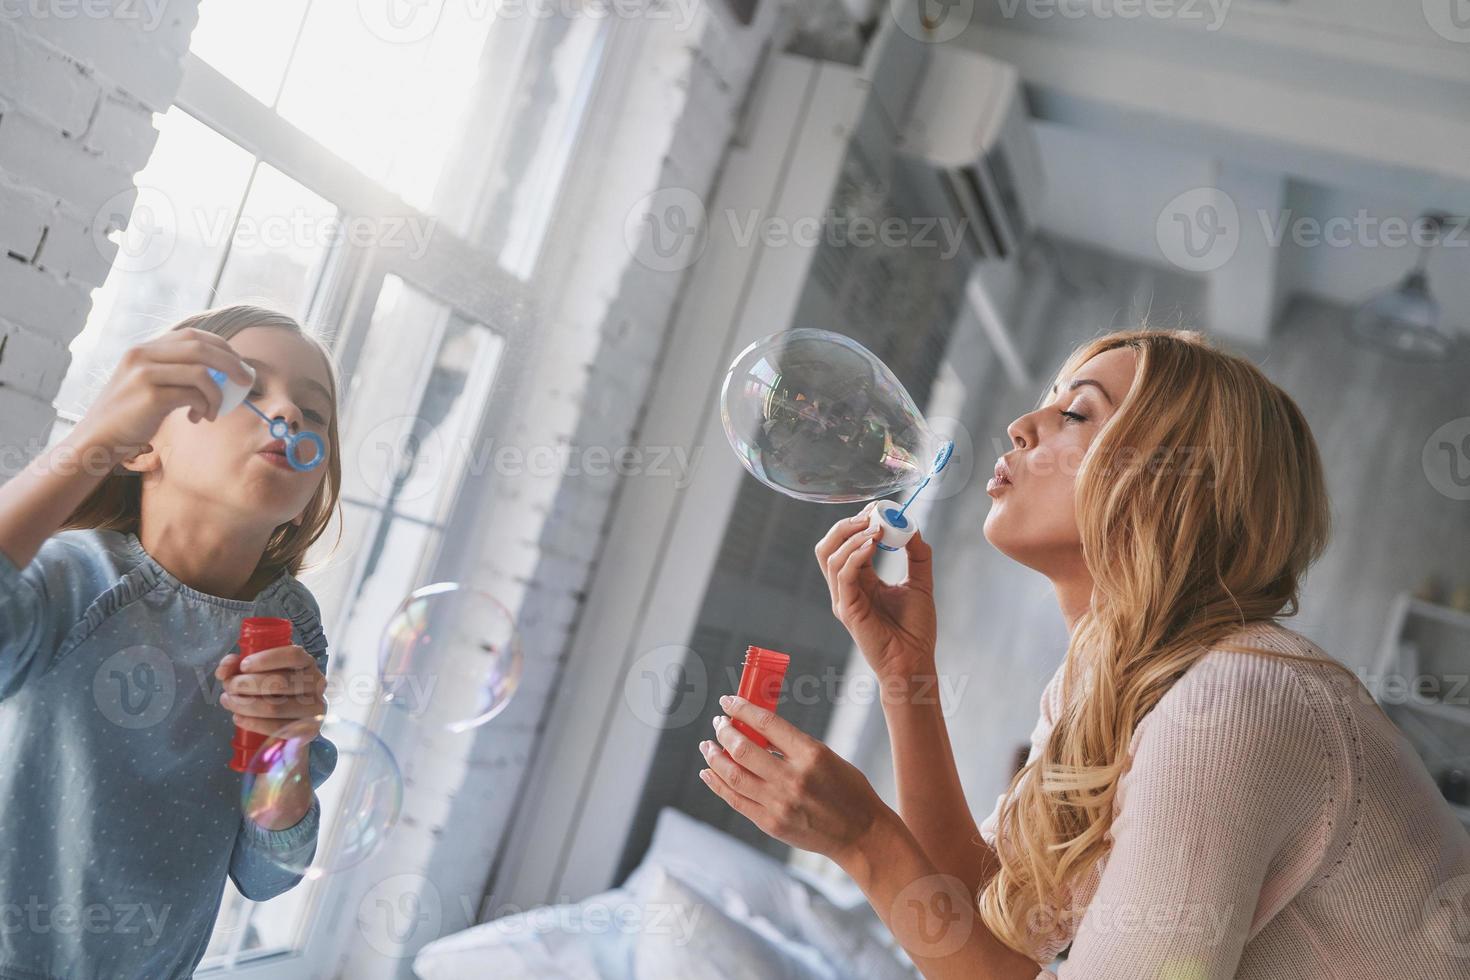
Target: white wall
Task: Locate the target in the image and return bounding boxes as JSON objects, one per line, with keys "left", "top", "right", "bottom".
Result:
{"left": 0, "top": 1, "right": 199, "bottom": 474}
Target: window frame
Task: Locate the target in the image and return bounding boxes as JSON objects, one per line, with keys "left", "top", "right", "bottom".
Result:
{"left": 154, "top": 28, "right": 602, "bottom": 977}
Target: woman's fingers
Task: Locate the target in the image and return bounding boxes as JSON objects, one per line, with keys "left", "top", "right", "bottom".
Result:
{"left": 823, "top": 523, "right": 879, "bottom": 609}
{"left": 813, "top": 503, "right": 877, "bottom": 582}
{"left": 699, "top": 766, "right": 769, "bottom": 827}
{"left": 718, "top": 694, "right": 814, "bottom": 763}
{"left": 903, "top": 529, "right": 934, "bottom": 594}
{"left": 833, "top": 527, "right": 882, "bottom": 617}
{"left": 708, "top": 715, "right": 783, "bottom": 781}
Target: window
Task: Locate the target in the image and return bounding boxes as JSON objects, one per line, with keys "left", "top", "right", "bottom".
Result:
{"left": 48, "top": 1, "right": 612, "bottom": 975}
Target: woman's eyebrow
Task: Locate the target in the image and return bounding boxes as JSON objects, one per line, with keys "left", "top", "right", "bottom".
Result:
{"left": 243, "top": 358, "right": 334, "bottom": 408}
{"left": 1050, "top": 378, "right": 1114, "bottom": 405}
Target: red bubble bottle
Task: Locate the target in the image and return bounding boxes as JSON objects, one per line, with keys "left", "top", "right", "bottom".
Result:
{"left": 228, "top": 617, "right": 293, "bottom": 773}
{"left": 731, "top": 646, "right": 790, "bottom": 749}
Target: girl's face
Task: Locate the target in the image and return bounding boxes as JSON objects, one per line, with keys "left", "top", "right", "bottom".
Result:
{"left": 135, "top": 326, "right": 335, "bottom": 529}
{"left": 983, "top": 347, "right": 1136, "bottom": 574}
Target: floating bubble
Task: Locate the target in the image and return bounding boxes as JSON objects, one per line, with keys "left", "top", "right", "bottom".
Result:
{"left": 241, "top": 714, "right": 401, "bottom": 879}
{"left": 720, "top": 329, "right": 955, "bottom": 550}
{"left": 719, "top": 328, "right": 952, "bottom": 504}
{"left": 378, "top": 583, "right": 524, "bottom": 733}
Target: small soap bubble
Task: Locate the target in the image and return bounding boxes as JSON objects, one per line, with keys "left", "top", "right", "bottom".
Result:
{"left": 379, "top": 584, "right": 523, "bottom": 733}
{"left": 241, "top": 714, "right": 401, "bottom": 879}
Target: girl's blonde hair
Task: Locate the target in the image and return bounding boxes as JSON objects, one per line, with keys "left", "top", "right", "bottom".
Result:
{"left": 62, "top": 305, "right": 343, "bottom": 579}
{"left": 978, "top": 328, "right": 1349, "bottom": 956}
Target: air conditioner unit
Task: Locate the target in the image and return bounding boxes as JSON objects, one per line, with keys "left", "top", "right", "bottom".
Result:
{"left": 897, "top": 47, "right": 1044, "bottom": 263}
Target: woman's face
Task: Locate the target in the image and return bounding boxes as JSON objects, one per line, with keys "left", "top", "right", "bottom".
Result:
{"left": 983, "top": 346, "right": 1137, "bottom": 574}
{"left": 137, "top": 326, "right": 334, "bottom": 528}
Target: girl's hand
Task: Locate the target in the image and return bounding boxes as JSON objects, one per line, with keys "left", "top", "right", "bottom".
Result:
{"left": 73, "top": 327, "right": 254, "bottom": 461}
{"left": 698, "top": 694, "right": 892, "bottom": 870}
{"left": 216, "top": 644, "right": 328, "bottom": 740}
{"left": 814, "top": 503, "right": 938, "bottom": 679}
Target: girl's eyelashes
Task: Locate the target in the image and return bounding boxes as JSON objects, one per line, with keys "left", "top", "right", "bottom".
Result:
{"left": 246, "top": 389, "right": 328, "bottom": 425}
{"left": 1060, "top": 408, "right": 1088, "bottom": 423}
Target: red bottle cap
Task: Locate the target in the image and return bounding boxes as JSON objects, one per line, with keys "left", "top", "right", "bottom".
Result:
{"left": 732, "top": 645, "right": 791, "bottom": 749}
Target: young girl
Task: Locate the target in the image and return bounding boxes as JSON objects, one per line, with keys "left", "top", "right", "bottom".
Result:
{"left": 0, "top": 306, "right": 344, "bottom": 980}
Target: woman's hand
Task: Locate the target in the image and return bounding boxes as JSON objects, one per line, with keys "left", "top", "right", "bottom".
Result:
{"left": 73, "top": 327, "right": 254, "bottom": 463}
{"left": 814, "top": 503, "right": 938, "bottom": 679}
{"left": 216, "top": 643, "right": 328, "bottom": 740}
{"left": 697, "top": 693, "right": 892, "bottom": 870}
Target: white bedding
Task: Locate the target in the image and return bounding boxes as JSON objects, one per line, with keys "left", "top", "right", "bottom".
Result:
{"left": 412, "top": 807, "right": 917, "bottom": 979}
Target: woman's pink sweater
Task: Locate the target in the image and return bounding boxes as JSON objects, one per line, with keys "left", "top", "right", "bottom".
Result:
{"left": 979, "top": 620, "right": 1470, "bottom": 978}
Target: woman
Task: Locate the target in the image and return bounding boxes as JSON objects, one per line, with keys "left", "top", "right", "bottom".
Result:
{"left": 699, "top": 329, "right": 1469, "bottom": 978}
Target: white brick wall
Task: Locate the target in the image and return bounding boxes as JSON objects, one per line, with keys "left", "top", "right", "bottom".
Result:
{"left": 336, "top": 3, "right": 788, "bottom": 975}
{"left": 0, "top": 1, "right": 198, "bottom": 473}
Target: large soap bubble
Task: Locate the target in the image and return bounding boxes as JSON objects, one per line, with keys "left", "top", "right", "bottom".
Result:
{"left": 378, "top": 583, "right": 523, "bottom": 734}
{"left": 240, "top": 714, "right": 401, "bottom": 880}
{"left": 720, "top": 329, "right": 954, "bottom": 548}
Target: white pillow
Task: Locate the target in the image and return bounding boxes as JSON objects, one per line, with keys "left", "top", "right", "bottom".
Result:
{"left": 411, "top": 887, "right": 637, "bottom": 980}
{"left": 624, "top": 809, "right": 916, "bottom": 979}
{"left": 631, "top": 865, "right": 838, "bottom": 980}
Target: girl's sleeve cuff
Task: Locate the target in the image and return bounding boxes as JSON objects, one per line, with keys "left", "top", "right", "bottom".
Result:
{"left": 241, "top": 795, "right": 321, "bottom": 852}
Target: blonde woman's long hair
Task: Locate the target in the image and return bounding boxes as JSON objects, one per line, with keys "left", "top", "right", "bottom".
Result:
{"left": 978, "top": 328, "right": 1345, "bottom": 956}
{"left": 62, "top": 305, "right": 343, "bottom": 579}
